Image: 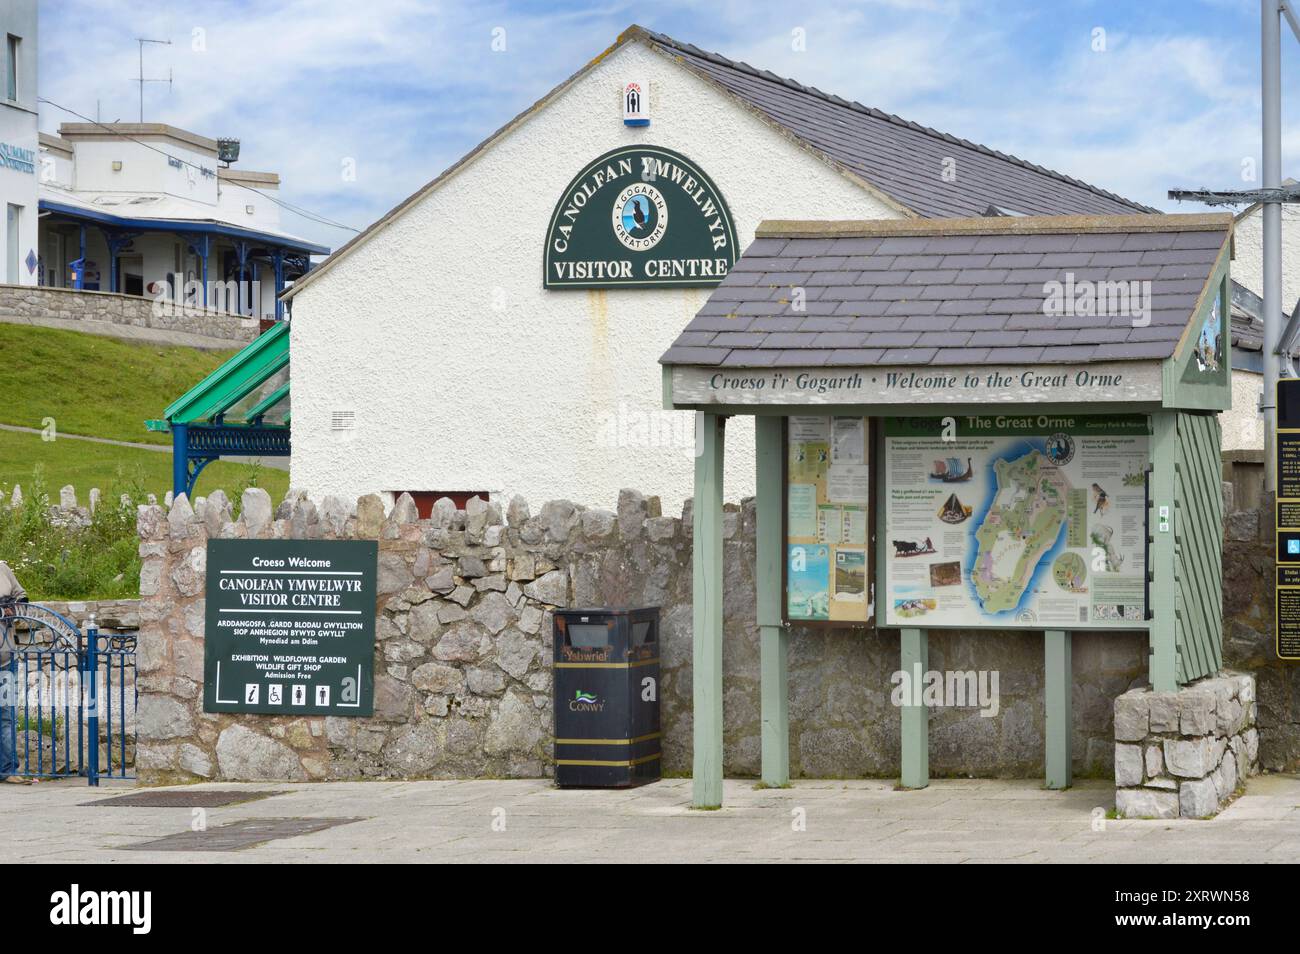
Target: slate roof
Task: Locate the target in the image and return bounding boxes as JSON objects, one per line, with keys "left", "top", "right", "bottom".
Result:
{"left": 642, "top": 28, "right": 1155, "bottom": 219}
{"left": 1229, "top": 279, "right": 1300, "bottom": 370}
{"left": 1230, "top": 282, "right": 1267, "bottom": 355}
{"left": 660, "top": 213, "right": 1232, "bottom": 369}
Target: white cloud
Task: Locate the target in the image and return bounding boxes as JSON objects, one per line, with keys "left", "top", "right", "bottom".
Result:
{"left": 35, "top": 0, "right": 1300, "bottom": 248}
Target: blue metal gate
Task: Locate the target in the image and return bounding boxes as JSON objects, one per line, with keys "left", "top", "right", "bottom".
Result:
{"left": 1, "top": 603, "right": 136, "bottom": 785}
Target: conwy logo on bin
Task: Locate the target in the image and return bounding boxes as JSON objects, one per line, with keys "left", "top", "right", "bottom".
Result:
{"left": 569, "top": 690, "right": 605, "bottom": 713}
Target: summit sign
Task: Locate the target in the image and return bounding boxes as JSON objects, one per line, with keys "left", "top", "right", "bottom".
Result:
{"left": 544, "top": 145, "right": 738, "bottom": 289}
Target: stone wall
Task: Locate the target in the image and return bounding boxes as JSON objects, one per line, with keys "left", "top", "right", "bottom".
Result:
{"left": 136, "top": 486, "right": 1155, "bottom": 783}
{"left": 0, "top": 283, "right": 256, "bottom": 342}
{"left": 39, "top": 598, "right": 139, "bottom": 637}
{"left": 1221, "top": 492, "right": 1300, "bottom": 771}
{"left": 6, "top": 482, "right": 160, "bottom": 532}
{"left": 1113, "top": 674, "right": 1258, "bottom": 818}
{"left": 132, "top": 482, "right": 1300, "bottom": 785}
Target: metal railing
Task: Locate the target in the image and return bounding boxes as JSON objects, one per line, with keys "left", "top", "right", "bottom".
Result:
{"left": 1, "top": 599, "right": 136, "bottom": 785}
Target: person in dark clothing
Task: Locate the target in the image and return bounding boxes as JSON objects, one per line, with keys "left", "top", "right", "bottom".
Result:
{"left": 0, "top": 560, "right": 31, "bottom": 783}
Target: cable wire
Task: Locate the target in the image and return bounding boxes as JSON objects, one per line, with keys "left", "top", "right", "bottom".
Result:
{"left": 38, "top": 96, "right": 360, "bottom": 235}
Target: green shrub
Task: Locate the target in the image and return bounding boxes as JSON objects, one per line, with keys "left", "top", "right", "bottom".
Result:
{"left": 0, "top": 463, "right": 147, "bottom": 600}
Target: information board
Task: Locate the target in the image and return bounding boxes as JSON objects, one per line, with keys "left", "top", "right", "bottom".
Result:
{"left": 785, "top": 415, "right": 871, "bottom": 624}
{"left": 882, "top": 415, "right": 1149, "bottom": 629}
{"left": 1276, "top": 379, "right": 1300, "bottom": 659}
{"left": 203, "top": 540, "right": 378, "bottom": 716}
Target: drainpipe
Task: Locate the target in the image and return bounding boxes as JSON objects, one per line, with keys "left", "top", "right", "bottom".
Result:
{"left": 172, "top": 422, "right": 188, "bottom": 501}
{"left": 188, "top": 234, "right": 211, "bottom": 307}
{"left": 273, "top": 248, "right": 285, "bottom": 321}
{"left": 74, "top": 224, "right": 85, "bottom": 290}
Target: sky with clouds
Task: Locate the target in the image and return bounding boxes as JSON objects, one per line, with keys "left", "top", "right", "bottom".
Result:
{"left": 35, "top": 0, "right": 1300, "bottom": 250}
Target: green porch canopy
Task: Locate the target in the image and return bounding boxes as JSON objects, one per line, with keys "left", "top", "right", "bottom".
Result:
{"left": 146, "top": 321, "right": 291, "bottom": 498}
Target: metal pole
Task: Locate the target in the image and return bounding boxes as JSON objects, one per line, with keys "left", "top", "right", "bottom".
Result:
{"left": 85, "top": 622, "right": 98, "bottom": 786}
{"left": 1264, "top": 0, "right": 1283, "bottom": 493}
{"left": 273, "top": 249, "right": 284, "bottom": 321}
{"left": 172, "top": 422, "right": 188, "bottom": 500}
{"left": 75, "top": 225, "right": 84, "bottom": 290}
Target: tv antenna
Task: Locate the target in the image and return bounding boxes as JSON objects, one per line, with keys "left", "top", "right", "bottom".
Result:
{"left": 133, "top": 37, "right": 172, "bottom": 122}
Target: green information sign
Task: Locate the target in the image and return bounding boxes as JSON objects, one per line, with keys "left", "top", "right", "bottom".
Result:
{"left": 1276, "top": 379, "right": 1300, "bottom": 659}
{"left": 544, "top": 145, "right": 738, "bottom": 289}
{"left": 203, "top": 540, "right": 378, "bottom": 716}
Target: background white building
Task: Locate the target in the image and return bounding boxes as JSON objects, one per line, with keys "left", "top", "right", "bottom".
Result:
{"left": 36, "top": 122, "right": 328, "bottom": 319}
{"left": 0, "top": 0, "right": 38, "bottom": 286}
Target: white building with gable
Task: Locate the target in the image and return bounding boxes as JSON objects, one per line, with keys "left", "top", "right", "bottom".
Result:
{"left": 283, "top": 25, "right": 1161, "bottom": 513}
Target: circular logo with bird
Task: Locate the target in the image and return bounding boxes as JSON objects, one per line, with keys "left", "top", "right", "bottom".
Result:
{"left": 1044, "top": 432, "right": 1075, "bottom": 466}
{"left": 611, "top": 183, "right": 668, "bottom": 251}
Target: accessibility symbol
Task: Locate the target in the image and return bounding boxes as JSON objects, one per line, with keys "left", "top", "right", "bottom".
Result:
{"left": 245, "top": 684, "right": 260, "bottom": 705}
{"left": 267, "top": 684, "right": 283, "bottom": 705}
{"left": 315, "top": 685, "right": 330, "bottom": 707}
{"left": 292, "top": 684, "right": 306, "bottom": 706}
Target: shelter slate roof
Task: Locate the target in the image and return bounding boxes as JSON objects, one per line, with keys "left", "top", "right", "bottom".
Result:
{"left": 659, "top": 213, "right": 1232, "bottom": 369}
{"left": 642, "top": 28, "right": 1155, "bottom": 219}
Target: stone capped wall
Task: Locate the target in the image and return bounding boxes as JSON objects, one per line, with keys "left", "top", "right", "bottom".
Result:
{"left": 0, "top": 283, "right": 256, "bottom": 342}
{"left": 137, "top": 486, "right": 694, "bottom": 781}
{"left": 1113, "top": 674, "right": 1258, "bottom": 818}
{"left": 40, "top": 598, "right": 139, "bottom": 636}
{"left": 136, "top": 485, "right": 1156, "bottom": 784}
{"left": 7, "top": 481, "right": 157, "bottom": 532}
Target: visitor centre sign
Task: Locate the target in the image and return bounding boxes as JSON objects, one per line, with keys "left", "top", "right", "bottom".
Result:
{"left": 544, "top": 145, "right": 738, "bottom": 289}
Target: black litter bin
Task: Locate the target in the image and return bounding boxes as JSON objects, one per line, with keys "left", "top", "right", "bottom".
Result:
{"left": 553, "top": 607, "right": 660, "bottom": 787}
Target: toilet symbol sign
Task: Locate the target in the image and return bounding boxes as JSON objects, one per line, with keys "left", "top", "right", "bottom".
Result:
{"left": 203, "top": 539, "right": 378, "bottom": 717}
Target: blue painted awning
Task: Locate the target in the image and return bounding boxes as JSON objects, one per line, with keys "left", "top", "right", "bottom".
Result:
{"left": 39, "top": 198, "right": 330, "bottom": 256}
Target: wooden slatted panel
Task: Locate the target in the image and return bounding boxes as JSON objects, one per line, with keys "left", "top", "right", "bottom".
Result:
{"left": 1174, "top": 411, "right": 1224, "bottom": 683}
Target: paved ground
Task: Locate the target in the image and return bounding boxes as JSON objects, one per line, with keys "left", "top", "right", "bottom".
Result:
{"left": 3, "top": 774, "right": 1298, "bottom": 863}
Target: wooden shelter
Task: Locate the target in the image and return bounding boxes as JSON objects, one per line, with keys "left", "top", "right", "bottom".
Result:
{"left": 660, "top": 213, "right": 1234, "bottom": 807}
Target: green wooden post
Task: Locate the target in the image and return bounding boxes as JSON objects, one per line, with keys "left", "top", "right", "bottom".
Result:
{"left": 692, "top": 412, "right": 725, "bottom": 808}
{"left": 1149, "top": 410, "right": 1179, "bottom": 691}
{"left": 755, "top": 415, "right": 789, "bottom": 786}
{"left": 900, "top": 627, "right": 929, "bottom": 789}
{"left": 1044, "top": 629, "right": 1072, "bottom": 789}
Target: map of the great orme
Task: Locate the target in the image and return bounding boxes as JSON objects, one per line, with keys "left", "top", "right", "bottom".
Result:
{"left": 972, "top": 450, "right": 1069, "bottom": 613}
{"left": 883, "top": 415, "right": 1149, "bottom": 630}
